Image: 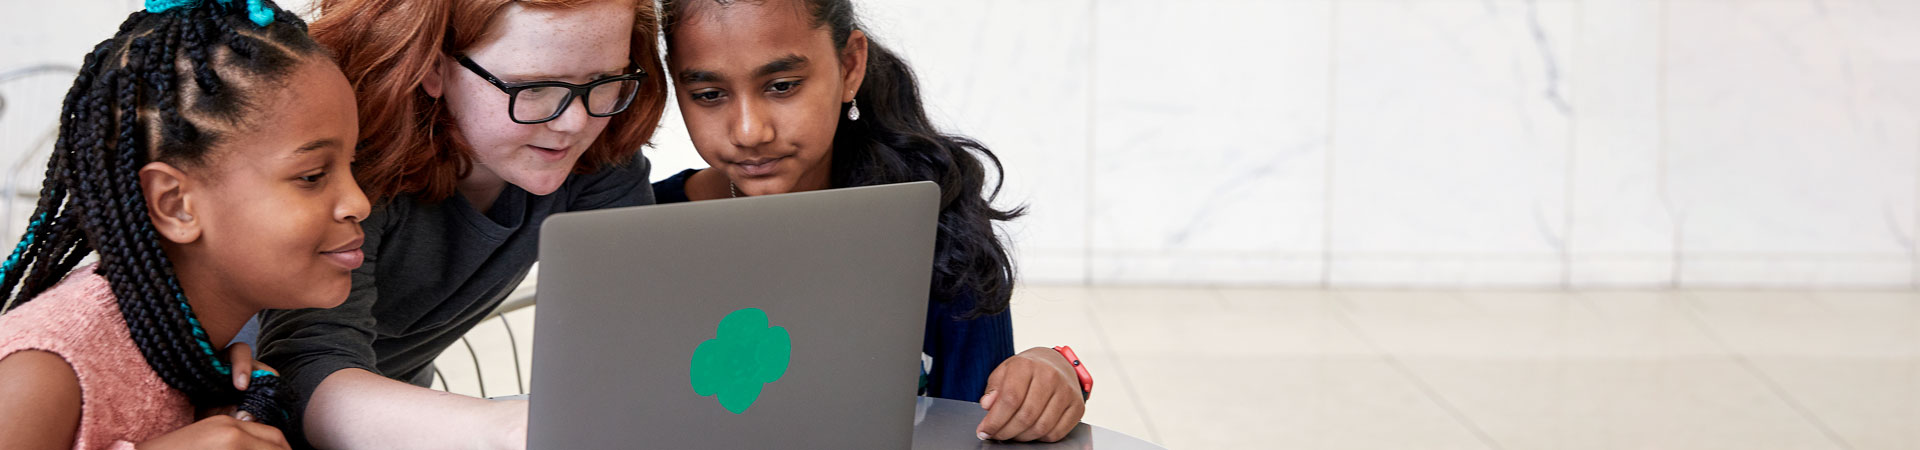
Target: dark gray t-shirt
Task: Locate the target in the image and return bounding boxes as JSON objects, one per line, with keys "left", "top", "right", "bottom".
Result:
{"left": 257, "top": 153, "right": 653, "bottom": 425}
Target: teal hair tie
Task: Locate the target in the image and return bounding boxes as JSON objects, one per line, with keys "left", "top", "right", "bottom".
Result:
{"left": 250, "top": 369, "right": 276, "bottom": 379}
{"left": 236, "top": 0, "right": 274, "bottom": 27}
{"left": 0, "top": 214, "right": 46, "bottom": 276}
{"left": 166, "top": 276, "right": 230, "bottom": 375}
{"left": 145, "top": 0, "right": 274, "bottom": 27}
{"left": 144, "top": 0, "right": 197, "bottom": 14}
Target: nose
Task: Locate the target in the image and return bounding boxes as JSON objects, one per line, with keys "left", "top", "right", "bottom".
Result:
{"left": 728, "top": 97, "right": 775, "bottom": 149}
{"left": 545, "top": 94, "right": 593, "bottom": 133}
{"left": 336, "top": 176, "right": 371, "bottom": 224}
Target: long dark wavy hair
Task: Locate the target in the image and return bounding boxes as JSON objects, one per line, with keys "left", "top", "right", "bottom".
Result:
{"left": 662, "top": 0, "right": 1025, "bottom": 319}
{"left": 0, "top": 0, "right": 324, "bottom": 428}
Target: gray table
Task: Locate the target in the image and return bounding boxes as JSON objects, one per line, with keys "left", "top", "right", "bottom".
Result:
{"left": 493, "top": 395, "right": 1164, "bottom": 449}
{"left": 906, "top": 396, "right": 1164, "bottom": 449}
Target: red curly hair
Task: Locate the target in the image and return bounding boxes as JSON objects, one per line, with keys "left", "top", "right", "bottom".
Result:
{"left": 310, "top": 0, "right": 668, "bottom": 204}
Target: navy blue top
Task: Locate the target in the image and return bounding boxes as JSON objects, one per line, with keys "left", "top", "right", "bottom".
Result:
{"left": 653, "top": 168, "right": 1015, "bottom": 401}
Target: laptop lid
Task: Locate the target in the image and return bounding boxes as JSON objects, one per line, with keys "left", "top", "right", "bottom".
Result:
{"left": 529, "top": 181, "right": 939, "bottom": 449}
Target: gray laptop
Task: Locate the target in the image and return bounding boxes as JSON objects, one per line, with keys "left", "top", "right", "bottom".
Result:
{"left": 528, "top": 181, "right": 939, "bottom": 449}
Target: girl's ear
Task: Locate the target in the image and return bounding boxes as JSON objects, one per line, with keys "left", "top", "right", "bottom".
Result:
{"left": 138, "top": 161, "right": 201, "bottom": 245}
{"left": 839, "top": 30, "right": 870, "bottom": 103}
{"left": 422, "top": 54, "right": 447, "bottom": 99}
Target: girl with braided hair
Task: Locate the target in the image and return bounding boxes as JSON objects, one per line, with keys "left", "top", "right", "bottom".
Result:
{"left": 0, "top": 0, "right": 369, "bottom": 448}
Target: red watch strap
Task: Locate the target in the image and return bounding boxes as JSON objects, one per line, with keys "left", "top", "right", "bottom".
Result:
{"left": 1053, "top": 345, "right": 1093, "bottom": 400}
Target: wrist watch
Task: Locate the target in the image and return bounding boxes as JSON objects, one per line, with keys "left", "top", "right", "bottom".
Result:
{"left": 1052, "top": 345, "right": 1093, "bottom": 400}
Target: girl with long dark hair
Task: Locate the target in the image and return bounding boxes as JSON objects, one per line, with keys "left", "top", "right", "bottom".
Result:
{"left": 651, "top": 0, "right": 1090, "bottom": 442}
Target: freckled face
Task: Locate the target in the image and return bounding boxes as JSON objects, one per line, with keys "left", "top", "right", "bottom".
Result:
{"left": 440, "top": 1, "right": 636, "bottom": 195}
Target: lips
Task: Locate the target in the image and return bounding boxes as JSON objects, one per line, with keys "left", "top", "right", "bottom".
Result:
{"left": 321, "top": 237, "right": 365, "bottom": 270}
{"left": 529, "top": 144, "right": 571, "bottom": 162}
{"left": 733, "top": 156, "right": 785, "bottom": 177}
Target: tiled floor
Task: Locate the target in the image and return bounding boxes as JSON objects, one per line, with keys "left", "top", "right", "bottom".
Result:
{"left": 435, "top": 287, "right": 1920, "bottom": 449}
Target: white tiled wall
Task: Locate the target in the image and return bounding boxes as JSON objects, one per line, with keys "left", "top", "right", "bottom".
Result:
{"left": 1327, "top": 0, "right": 1576, "bottom": 287}
{"left": 1662, "top": 0, "right": 1920, "bottom": 288}
{"left": 3, "top": 0, "right": 1917, "bottom": 289}
{"left": 1568, "top": 0, "right": 1672, "bottom": 287}
{"left": 865, "top": 0, "right": 1920, "bottom": 289}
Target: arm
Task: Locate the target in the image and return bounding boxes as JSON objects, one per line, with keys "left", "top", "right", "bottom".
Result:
{"left": 924, "top": 297, "right": 1085, "bottom": 442}
{"left": 921, "top": 294, "right": 1015, "bottom": 401}
{"left": 0, "top": 351, "right": 292, "bottom": 450}
{"left": 302, "top": 368, "right": 524, "bottom": 450}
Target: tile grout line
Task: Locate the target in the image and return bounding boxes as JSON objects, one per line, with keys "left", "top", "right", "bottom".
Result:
{"left": 1656, "top": 0, "right": 1683, "bottom": 289}
{"left": 1911, "top": 297, "right": 1920, "bottom": 448}
{"left": 1079, "top": 288, "right": 1164, "bottom": 444}
{"left": 1561, "top": 0, "right": 1581, "bottom": 290}
{"left": 1675, "top": 293, "right": 1855, "bottom": 450}
{"left": 1320, "top": 0, "right": 1340, "bottom": 289}
{"left": 1080, "top": 0, "right": 1098, "bottom": 286}
{"left": 1551, "top": 290, "right": 1577, "bottom": 449}
{"left": 1328, "top": 292, "right": 1505, "bottom": 450}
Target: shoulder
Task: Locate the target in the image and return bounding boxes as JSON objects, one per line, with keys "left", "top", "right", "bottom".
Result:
{"left": 0, "top": 266, "right": 119, "bottom": 336}
{"left": 0, "top": 350, "right": 81, "bottom": 448}
{"left": 0, "top": 350, "right": 80, "bottom": 397}
{"left": 572, "top": 150, "right": 655, "bottom": 190}
{"left": 351, "top": 196, "right": 419, "bottom": 248}
{"left": 564, "top": 151, "right": 658, "bottom": 210}
{"left": 650, "top": 168, "right": 701, "bottom": 204}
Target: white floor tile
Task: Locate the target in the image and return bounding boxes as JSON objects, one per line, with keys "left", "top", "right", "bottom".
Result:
{"left": 431, "top": 286, "right": 1920, "bottom": 449}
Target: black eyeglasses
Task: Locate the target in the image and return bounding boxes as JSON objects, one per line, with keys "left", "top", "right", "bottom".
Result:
{"left": 455, "top": 54, "right": 647, "bottom": 125}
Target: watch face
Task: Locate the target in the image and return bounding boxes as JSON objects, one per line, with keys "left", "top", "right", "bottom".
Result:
{"left": 690, "top": 308, "right": 792, "bottom": 414}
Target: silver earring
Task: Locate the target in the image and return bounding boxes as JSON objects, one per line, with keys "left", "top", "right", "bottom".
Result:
{"left": 847, "top": 98, "right": 861, "bottom": 121}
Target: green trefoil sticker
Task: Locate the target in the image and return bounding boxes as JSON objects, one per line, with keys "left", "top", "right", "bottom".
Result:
{"left": 690, "top": 308, "right": 792, "bottom": 414}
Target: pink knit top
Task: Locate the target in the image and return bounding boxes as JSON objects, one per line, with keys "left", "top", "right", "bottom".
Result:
{"left": 0, "top": 264, "right": 194, "bottom": 450}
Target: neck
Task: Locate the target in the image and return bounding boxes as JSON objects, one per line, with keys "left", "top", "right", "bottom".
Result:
{"left": 169, "top": 259, "right": 251, "bottom": 350}
{"left": 457, "top": 167, "right": 508, "bottom": 214}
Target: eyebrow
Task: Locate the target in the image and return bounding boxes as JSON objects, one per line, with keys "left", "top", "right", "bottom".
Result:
{"left": 502, "top": 65, "right": 632, "bottom": 82}
{"left": 289, "top": 138, "right": 341, "bottom": 157}
{"left": 678, "top": 54, "right": 811, "bottom": 84}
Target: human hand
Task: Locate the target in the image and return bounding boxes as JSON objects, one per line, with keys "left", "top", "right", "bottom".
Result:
{"left": 974, "top": 347, "right": 1086, "bottom": 442}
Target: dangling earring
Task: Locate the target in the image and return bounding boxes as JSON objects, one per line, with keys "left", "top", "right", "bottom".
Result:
{"left": 847, "top": 98, "right": 861, "bottom": 121}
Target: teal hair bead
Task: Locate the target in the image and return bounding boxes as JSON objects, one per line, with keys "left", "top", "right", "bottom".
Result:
{"left": 250, "top": 369, "right": 276, "bottom": 379}
{"left": 172, "top": 291, "right": 231, "bottom": 374}
{"left": 243, "top": 0, "right": 274, "bottom": 26}
{"left": 145, "top": 0, "right": 198, "bottom": 13}
{"left": 146, "top": 0, "right": 273, "bottom": 27}
{"left": 1, "top": 214, "right": 47, "bottom": 275}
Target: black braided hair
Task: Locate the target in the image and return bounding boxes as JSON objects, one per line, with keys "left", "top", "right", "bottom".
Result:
{"left": 0, "top": 0, "right": 323, "bottom": 429}
{"left": 663, "top": 0, "right": 1025, "bottom": 319}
